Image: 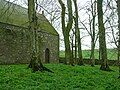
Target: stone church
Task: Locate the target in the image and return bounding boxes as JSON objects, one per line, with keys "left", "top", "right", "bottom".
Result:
{"left": 0, "top": 0, "right": 59, "bottom": 64}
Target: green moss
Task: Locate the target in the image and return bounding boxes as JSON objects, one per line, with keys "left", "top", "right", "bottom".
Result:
{"left": 0, "top": 0, "right": 58, "bottom": 35}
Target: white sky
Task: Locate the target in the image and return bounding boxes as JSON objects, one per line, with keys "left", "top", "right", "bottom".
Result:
{"left": 6, "top": 0, "right": 118, "bottom": 50}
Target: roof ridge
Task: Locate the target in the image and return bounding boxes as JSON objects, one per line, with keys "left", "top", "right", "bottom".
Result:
{"left": 0, "top": 0, "right": 59, "bottom": 35}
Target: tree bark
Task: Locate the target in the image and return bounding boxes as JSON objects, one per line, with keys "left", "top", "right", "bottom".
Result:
{"left": 58, "top": 0, "right": 74, "bottom": 65}
{"left": 71, "top": 33, "right": 74, "bottom": 60}
{"left": 66, "top": 0, "right": 74, "bottom": 65}
{"left": 90, "top": 0, "right": 96, "bottom": 67}
{"left": 117, "top": 0, "right": 120, "bottom": 78}
{"left": 97, "top": 0, "right": 110, "bottom": 71}
{"left": 73, "top": 0, "right": 84, "bottom": 65}
{"left": 28, "top": 0, "right": 53, "bottom": 72}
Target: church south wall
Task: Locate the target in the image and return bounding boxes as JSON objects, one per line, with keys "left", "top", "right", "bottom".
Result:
{"left": 0, "top": 22, "right": 59, "bottom": 64}
{"left": 38, "top": 31, "right": 59, "bottom": 63}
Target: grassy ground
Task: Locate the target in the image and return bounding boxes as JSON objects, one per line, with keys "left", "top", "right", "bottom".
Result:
{"left": 60, "top": 49, "right": 118, "bottom": 60}
{"left": 0, "top": 64, "right": 120, "bottom": 90}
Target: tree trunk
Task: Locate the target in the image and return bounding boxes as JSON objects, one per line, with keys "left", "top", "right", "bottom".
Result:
{"left": 90, "top": 0, "right": 96, "bottom": 67}
{"left": 58, "top": 0, "right": 74, "bottom": 65}
{"left": 71, "top": 34, "right": 74, "bottom": 60}
{"left": 73, "top": 0, "right": 84, "bottom": 65}
{"left": 90, "top": 37, "right": 95, "bottom": 66}
{"left": 117, "top": 0, "right": 120, "bottom": 78}
{"left": 28, "top": 0, "right": 53, "bottom": 73}
{"left": 64, "top": 31, "right": 73, "bottom": 65}
{"left": 75, "top": 30, "right": 77, "bottom": 64}
{"left": 97, "top": 0, "right": 110, "bottom": 71}
{"left": 66, "top": 0, "right": 74, "bottom": 65}
{"left": 77, "top": 30, "right": 84, "bottom": 65}
{"left": 58, "top": 0, "right": 66, "bottom": 64}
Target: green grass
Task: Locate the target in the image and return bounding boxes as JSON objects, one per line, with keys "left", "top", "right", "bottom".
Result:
{"left": 60, "top": 49, "right": 118, "bottom": 60}
{"left": 0, "top": 64, "right": 120, "bottom": 90}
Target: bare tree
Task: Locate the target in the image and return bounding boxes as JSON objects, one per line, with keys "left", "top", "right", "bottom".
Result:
{"left": 58, "top": 0, "right": 74, "bottom": 65}
{"left": 73, "top": 0, "right": 84, "bottom": 65}
{"left": 89, "top": 0, "right": 97, "bottom": 66}
{"left": 97, "top": 0, "right": 111, "bottom": 71}
{"left": 79, "top": 0, "right": 98, "bottom": 66}
{"left": 28, "top": 0, "right": 53, "bottom": 72}
{"left": 117, "top": 0, "right": 120, "bottom": 78}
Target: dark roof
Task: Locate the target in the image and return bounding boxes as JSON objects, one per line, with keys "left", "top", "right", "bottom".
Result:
{"left": 0, "top": 0, "right": 58, "bottom": 35}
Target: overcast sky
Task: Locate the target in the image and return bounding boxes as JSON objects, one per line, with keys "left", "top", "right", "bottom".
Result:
{"left": 6, "top": 0, "right": 118, "bottom": 50}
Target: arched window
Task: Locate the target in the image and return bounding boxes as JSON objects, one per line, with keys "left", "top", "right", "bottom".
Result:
{"left": 45, "top": 48, "right": 50, "bottom": 63}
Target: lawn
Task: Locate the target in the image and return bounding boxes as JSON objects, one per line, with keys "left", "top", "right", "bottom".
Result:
{"left": 0, "top": 64, "right": 120, "bottom": 90}
{"left": 60, "top": 49, "right": 118, "bottom": 60}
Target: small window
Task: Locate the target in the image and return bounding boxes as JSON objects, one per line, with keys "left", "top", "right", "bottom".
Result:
{"left": 45, "top": 48, "right": 50, "bottom": 63}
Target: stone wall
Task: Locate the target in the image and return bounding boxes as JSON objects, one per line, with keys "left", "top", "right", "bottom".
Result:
{"left": 38, "top": 31, "right": 59, "bottom": 63}
{"left": 59, "top": 58, "right": 119, "bottom": 66}
{"left": 0, "top": 22, "right": 59, "bottom": 64}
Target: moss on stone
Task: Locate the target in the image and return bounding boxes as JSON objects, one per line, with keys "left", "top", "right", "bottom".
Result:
{"left": 0, "top": 0, "right": 58, "bottom": 35}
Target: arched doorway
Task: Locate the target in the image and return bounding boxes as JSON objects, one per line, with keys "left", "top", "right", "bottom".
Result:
{"left": 45, "top": 48, "right": 50, "bottom": 63}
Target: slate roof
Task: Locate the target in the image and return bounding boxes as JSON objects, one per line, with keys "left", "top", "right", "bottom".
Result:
{"left": 0, "top": 0, "right": 58, "bottom": 35}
